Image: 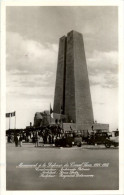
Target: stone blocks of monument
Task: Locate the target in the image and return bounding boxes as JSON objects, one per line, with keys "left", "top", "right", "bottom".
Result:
{"left": 65, "top": 31, "right": 94, "bottom": 128}
{"left": 53, "top": 36, "right": 66, "bottom": 114}
{"left": 53, "top": 30, "right": 94, "bottom": 130}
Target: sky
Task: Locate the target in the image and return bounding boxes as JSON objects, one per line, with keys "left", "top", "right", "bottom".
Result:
{"left": 6, "top": 6, "right": 118, "bottom": 130}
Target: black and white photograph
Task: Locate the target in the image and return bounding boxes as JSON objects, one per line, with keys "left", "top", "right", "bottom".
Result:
{"left": 0, "top": 0, "right": 124, "bottom": 193}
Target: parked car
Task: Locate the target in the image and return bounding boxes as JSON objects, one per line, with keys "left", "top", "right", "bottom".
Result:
{"left": 87, "top": 132, "right": 110, "bottom": 145}
{"left": 104, "top": 130, "right": 119, "bottom": 148}
{"left": 87, "top": 131, "right": 119, "bottom": 148}
{"left": 55, "top": 131, "right": 82, "bottom": 147}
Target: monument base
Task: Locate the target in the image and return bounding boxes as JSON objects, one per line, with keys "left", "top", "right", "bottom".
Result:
{"left": 62, "top": 122, "right": 109, "bottom": 133}
{"left": 52, "top": 113, "right": 109, "bottom": 133}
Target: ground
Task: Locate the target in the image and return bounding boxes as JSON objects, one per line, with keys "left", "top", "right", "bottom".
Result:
{"left": 6, "top": 143, "right": 119, "bottom": 190}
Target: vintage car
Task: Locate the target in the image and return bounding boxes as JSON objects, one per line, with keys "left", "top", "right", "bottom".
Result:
{"left": 87, "top": 131, "right": 119, "bottom": 148}
{"left": 87, "top": 132, "right": 109, "bottom": 145}
{"left": 55, "top": 131, "right": 82, "bottom": 147}
{"left": 104, "top": 130, "right": 119, "bottom": 148}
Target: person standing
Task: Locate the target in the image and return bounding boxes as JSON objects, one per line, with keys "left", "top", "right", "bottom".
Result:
{"left": 14, "top": 134, "right": 18, "bottom": 147}
{"left": 17, "top": 134, "right": 20, "bottom": 146}
{"left": 35, "top": 132, "right": 39, "bottom": 147}
{"left": 49, "top": 134, "right": 51, "bottom": 144}
{"left": 19, "top": 135, "right": 23, "bottom": 147}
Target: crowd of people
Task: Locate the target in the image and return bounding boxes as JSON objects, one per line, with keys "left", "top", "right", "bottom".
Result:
{"left": 6, "top": 125, "right": 64, "bottom": 147}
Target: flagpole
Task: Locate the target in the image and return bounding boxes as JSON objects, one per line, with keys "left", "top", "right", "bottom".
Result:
{"left": 50, "top": 113, "right": 51, "bottom": 124}
{"left": 50, "top": 104, "right": 51, "bottom": 124}
{"left": 9, "top": 115, "right": 11, "bottom": 130}
{"left": 15, "top": 111, "right": 16, "bottom": 129}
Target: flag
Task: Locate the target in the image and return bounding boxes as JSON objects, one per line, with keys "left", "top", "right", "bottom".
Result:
{"left": 50, "top": 104, "right": 53, "bottom": 114}
{"left": 6, "top": 111, "right": 16, "bottom": 117}
{"left": 11, "top": 111, "right": 16, "bottom": 117}
{"left": 6, "top": 113, "right": 11, "bottom": 117}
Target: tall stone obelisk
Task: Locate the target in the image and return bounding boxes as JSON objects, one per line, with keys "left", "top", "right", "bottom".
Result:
{"left": 53, "top": 30, "right": 94, "bottom": 130}
{"left": 65, "top": 31, "right": 94, "bottom": 128}
{"left": 53, "top": 36, "right": 66, "bottom": 115}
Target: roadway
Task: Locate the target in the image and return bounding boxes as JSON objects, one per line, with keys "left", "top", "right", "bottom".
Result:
{"left": 6, "top": 143, "right": 119, "bottom": 190}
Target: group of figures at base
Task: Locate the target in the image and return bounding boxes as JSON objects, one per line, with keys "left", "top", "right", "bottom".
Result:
{"left": 6, "top": 125, "right": 64, "bottom": 147}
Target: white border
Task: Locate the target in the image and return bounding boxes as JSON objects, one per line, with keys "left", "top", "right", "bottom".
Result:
{"left": 119, "top": 1, "right": 124, "bottom": 194}
{"left": 0, "top": 0, "right": 124, "bottom": 195}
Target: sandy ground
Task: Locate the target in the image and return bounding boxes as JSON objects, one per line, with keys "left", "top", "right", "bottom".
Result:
{"left": 6, "top": 143, "right": 119, "bottom": 190}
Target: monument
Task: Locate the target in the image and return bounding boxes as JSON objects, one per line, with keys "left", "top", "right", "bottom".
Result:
{"left": 53, "top": 30, "right": 109, "bottom": 132}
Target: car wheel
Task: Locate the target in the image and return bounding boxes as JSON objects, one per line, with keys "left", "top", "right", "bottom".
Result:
{"left": 114, "top": 143, "right": 118, "bottom": 147}
{"left": 77, "top": 142, "right": 81, "bottom": 147}
{"left": 105, "top": 143, "right": 111, "bottom": 148}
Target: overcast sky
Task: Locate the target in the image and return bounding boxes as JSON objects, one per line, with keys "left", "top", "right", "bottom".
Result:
{"left": 6, "top": 6, "right": 118, "bottom": 130}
